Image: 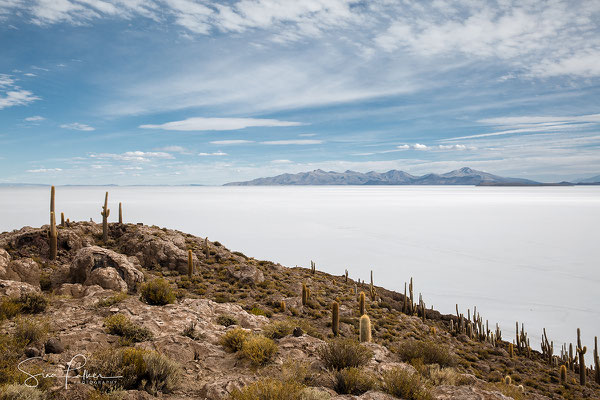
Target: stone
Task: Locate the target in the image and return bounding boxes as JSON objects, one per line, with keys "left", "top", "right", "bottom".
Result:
{"left": 24, "top": 347, "right": 41, "bottom": 358}
{"left": 69, "top": 246, "right": 144, "bottom": 291}
{"left": 0, "top": 279, "right": 40, "bottom": 297}
{"left": 226, "top": 264, "right": 264, "bottom": 285}
{"left": 45, "top": 338, "right": 65, "bottom": 354}
{"left": 293, "top": 327, "right": 304, "bottom": 337}
{"left": 432, "top": 385, "right": 514, "bottom": 399}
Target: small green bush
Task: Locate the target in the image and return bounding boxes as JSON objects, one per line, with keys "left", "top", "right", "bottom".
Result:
{"left": 0, "top": 299, "right": 21, "bottom": 320}
{"left": 89, "top": 347, "right": 181, "bottom": 394}
{"left": 14, "top": 317, "right": 49, "bottom": 345}
{"left": 394, "top": 340, "right": 455, "bottom": 367}
{"left": 241, "top": 335, "right": 278, "bottom": 366}
{"left": 331, "top": 367, "right": 378, "bottom": 395}
{"left": 104, "top": 314, "right": 153, "bottom": 343}
{"left": 140, "top": 278, "right": 175, "bottom": 306}
{"left": 317, "top": 339, "right": 373, "bottom": 371}
{"left": 263, "top": 320, "right": 295, "bottom": 339}
{"left": 230, "top": 378, "right": 304, "bottom": 400}
{"left": 381, "top": 367, "right": 433, "bottom": 400}
{"left": 96, "top": 292, "right": 128, "bottom": 308}
{"left": 17, "top": 293, "right": 48, "bottom": 314}
{"left": 216, "top": 315, "right": 238, "bottom": 327}
{"left": 0, "top": 384, "right": 44, "bottom": 400}
{"left": 220, "top": 328, "right": 250, "bottom": 352}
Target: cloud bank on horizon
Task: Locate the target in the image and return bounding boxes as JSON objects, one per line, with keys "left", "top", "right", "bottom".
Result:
{"left": 0, "top": 0, "right": 599, "bottom": 184}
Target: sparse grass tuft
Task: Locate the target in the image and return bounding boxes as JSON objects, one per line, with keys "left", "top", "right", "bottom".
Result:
{"left": 14, "top": 316, "right": 49, "bottom": 345}
{"left": 0, "top": 384, "right": 44, "bottom": 400}
{"left": 216, "top": 315, "right": 238, "bottom": 327}
{"left": 104, "top": 314, "right": 153, "bottom": 343}
{"left": 96, "top": 292, "right": 128, "bottom": 308}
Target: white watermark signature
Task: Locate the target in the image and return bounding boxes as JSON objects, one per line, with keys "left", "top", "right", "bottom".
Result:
{"left": 18, "top": 354, "right": 122, "bottom": 389}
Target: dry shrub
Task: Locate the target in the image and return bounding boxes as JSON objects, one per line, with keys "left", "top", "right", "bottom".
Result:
{"left": 230, "top": 378, "right": 304, "bottom": 400}
{"left": 0, "top": 384, "right": 44, "bottom": 400}
{"left": 89, "top": 347, "right": 181, "bottom": 394}
{"left": 331, "top": 367, "right": 378, "bottom": 395}
{"left": 241, "top": 334, "right": 278, "bottom": 366}
{"left": 104, "top": 314, "right": 153, "bottom": 343}
{"left": 140, "top": 278, "right": 175, "bottom": 305}
{"left": 381, "top": 367, "right": 433, "bottom": 400}
{"left": 220, "top": 328, "right": 250, "bottom": 352}
{"left": 394, "top": 340, "right": 455, "bottom": 367}
{"left": 14, "top": 316, "right": 49, "bottom": 345}
{"left": 317, "top": 338, "right": 373, "bottom": 371}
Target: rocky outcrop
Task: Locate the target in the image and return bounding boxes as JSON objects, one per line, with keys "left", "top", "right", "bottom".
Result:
{"left": 0, "top": 279, "right": 40, "bottom": 297}
{"left": 0, "top": 257, "right": 41, "bottom": 286}
{"left": 225, "top": 263, "right": 264, "bottom": 285}
{"left": 432, "top": 385, "right": 515, "bottom": 399}
{"left": 69, "top": 246, "right": 144, "bottom": 291}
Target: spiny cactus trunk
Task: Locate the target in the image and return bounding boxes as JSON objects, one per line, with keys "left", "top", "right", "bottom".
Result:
{"left": 49, "top": 211, "right": 57, "bottom": 260}
{"left": 50, "top": 185, "right": 55, "bottom": 223}
{"left": 119, "top": 202, "right": 123, "bottom": 224}
{"left": 60, "top": 212, "right": 65, "bottom": 227}
{"left": 332, "top": 301, "right": 339, "bottom": 337}
{"left": 101, "top": 192, "right": 110, "bottom": 243}
{"left": 280, "top": 300, "right": 286, "bottom": 313}
{"left": 359, "top": 291, "right": 365, "bottom": 316}
{"left": 302, "top": 283, "right": 308, "bottom": 306}
{"left": 560, "top": 364, "right": 567, "bottom": 384}
{"left": 188, "top": 249, "right": 194, "bottom": 278}
{"left": 359, "top": 314, "right": 371, "bottom": 342}
{"left": 577, "top": 328, "right": 587, "bottom": 385}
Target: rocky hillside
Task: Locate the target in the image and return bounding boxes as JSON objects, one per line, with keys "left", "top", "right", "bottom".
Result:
{"left": 1, "top": 220, "right": 599, "bottom": 400}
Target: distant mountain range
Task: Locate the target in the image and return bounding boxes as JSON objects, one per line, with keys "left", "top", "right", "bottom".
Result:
{"left": 224, "top": 167, "right": 557, "bottom": 186}
{"left": 576, "top": 174, "right": 600, "bottom": 184}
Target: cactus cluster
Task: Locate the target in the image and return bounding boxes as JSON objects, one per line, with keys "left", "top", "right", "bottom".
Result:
{"left": 310, "top": 260, "right": 316, "bottom": 274}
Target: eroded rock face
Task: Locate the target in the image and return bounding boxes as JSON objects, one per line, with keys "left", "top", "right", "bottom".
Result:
{"left": 1, "top": 258, "right": 41, "bottom": 286}
{"left": 0, "top": 279, "right": 40, "bottom": 297}
{"left": 226, "top": 264, "right": 264, "bottom": 286}
{"left": 69, "top": 246, "right": 144, "bottom": 291}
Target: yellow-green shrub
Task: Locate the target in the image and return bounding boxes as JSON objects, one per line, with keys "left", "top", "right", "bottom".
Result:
{"left": 241, "top": 335, "right": 278, "bottom": 366}
{"left": 104, "top": 314, "right": 153, "bottom": 343}
{"left": 230, "top": 378, "right": 303, "bottom": 400}
{"left": 140, "top": 279, "right": 175, "bottom": 306}
{"left": 219, "top": 328, "right": 250, "bottom": 353}
{"left": 317, "top": 339, "right": 373, "bottom": 371}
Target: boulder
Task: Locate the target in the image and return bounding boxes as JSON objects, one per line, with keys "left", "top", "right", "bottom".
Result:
{"left": 69, "top": 246, "right": 143, "bottom": 291}
{"left": 45, "top": 338, "right": 65, "bottom": 354}
{"left": 0, "top": 279, "right": 40, "bottom": 297}
{"left": 0, "top": 248, "right": 10, "bottom": 272}
{"left": 226, "top": 264, "right": 264, "bottom": 285}
{"left": 2, "top": 258, "right": 41, "bottom": 286}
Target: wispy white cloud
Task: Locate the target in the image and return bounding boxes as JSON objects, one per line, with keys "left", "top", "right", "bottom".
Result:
{"left": 60, "top": 122, "right": 95, "bottom": 131}
{"left": 140, "top": 117, "right": 304, "bottom": 131}
{"left": 198, "top": 151, "right": 228, "bottom": 156}
{"left": 0, "top": 74, "right": 39, "bottom": 110}
{"left": 271, "top": 159, "right": 293, "bottom": 164}
{"left": 24, "top": 115, "right": 45, "bottom": 122}
{"left": 26, "top": 168, "right": 63, "bottom": 173}
{"left": 210, "top": 140, "right": 254, "bottom": 145}
{"left": 90, "top": 151, "right": 174, "bottom": 162}
{"left": 155, "top": 145, "right": 191, "bottom": 154}
{"left": 261, "top": 139, "right": 322, "bottom": 145}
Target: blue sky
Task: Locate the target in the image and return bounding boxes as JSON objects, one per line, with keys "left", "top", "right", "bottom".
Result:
{"left": 0, "top": 0, "right": 599, "bottom": 185}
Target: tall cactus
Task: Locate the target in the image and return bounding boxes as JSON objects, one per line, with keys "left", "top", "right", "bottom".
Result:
{"left": 188, "top": 249, "right": 194, "bottom": 278}
{"left": 204, "top": 237, "right": 209, "bottom": 258}
{"left": 560, "top": 364, "right": 567, "bottom": 384}
{"left": 60, "top": 212, "right": 65, "bottom": 227}
{"left": 594, "top": 336, "right": 600, "bottom": 384}
{"left": 332, "top": 301, "right": 339, "bottom": 336}
{"left": 359, "top": 314, "right": 371, "bottom": 342}
{"left": 359, "top": 291, "right": 366, "bottom": 316}
{"left": 302, "top": 283, "right": 309, "bottom": 306}
{"left": 280, "top": 300, "right": 286, "bottom": 313}
{"left": 576, "top": 328, "right": 587, "bottom": 385}
{"left": 101, "top": 192, "right": 110, "bottom": 243}
{"left": 119, "top": 202, "right": 123, "bottom": 224}
{"left": 50, "top": 185, "right": 55, "bottom": 223}
{"left": 48, "top": 211, "right": 57, "bottom": 260}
